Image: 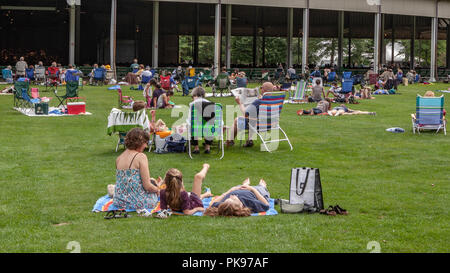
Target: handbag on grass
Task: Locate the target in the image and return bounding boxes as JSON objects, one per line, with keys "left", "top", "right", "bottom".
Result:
{"left": 285, "top": 167, "right": 324, "bottom": 213}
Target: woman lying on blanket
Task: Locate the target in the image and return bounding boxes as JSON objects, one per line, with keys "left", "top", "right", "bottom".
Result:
{"left": 204, "top": 178, "right": 271, "bottom": 217}
{"left": 159, "top": 164, "right": 213, "bottom": 215}
{"left": 328, "top": 104, "right": 376, "bottom": 116}
{"left": 297, "top": 98, "right": 332, "bottom": 116}
{"left": 111, "top": 128, "right": 164, "bottom": 213}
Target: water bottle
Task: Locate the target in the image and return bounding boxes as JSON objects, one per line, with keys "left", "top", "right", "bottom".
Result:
{"left": 386, "top": 127, "right": 405, "bottom": 133}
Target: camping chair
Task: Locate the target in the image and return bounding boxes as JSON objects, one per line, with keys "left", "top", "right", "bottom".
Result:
{"left": 138, "top": 74, "right": 152, "bottom": 91}
{"left": 280, "top": 82, "right": 292, "bottom": 92}
{"left": 46, "top": 66, "right": 60, "bottom": 91}
{"left": 187, "top": 102, "right": 224, "bottom": 159}
{"left": 54, "top": 80, "right": 80, "bottom": 107}
{"left": 93, "top": 68, "right": 106, "bottom": 86}
{"left": 2, "top": 68, "right": 13, "bottom": 83}
{"left": 213, "top": 74, "right": 230, "bottom": 97}
{"left": 107, "top": 108, "right": 153, "bottom": 152}
{"left": 411, "top": 95, "right": 446, "bottom": 135}
{"left": 26, "top": 68, "right": 35, "bottom": 82}
{"left": 35, "top": 66, "right": 46, "bottom": 85}
{"left": 160, "top": 75, "right": 172, "bottom": 91}
{"left": 273, "top": 69, "right": 284, "bottom": 85}
{"left": 117, "top": 88, "right": 134, "bottom": 109}
{"left": 13, "top": 78, "right": 32, "bottom": 108}
{"left": 259, "top": 70, "right": 270, "bottom": 84}
{"left": 181, "top": 75, "right": 200, "bottom": 96}
{"left": 327, "top": 72, "right": 337, "bottom": 83}
{"left": 286, "top": 80, "right": 307, "bottom": 103}
{"left": 238, "top": 92, "right": 293, "bottom": 152}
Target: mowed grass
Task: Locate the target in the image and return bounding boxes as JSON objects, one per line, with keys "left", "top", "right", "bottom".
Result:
{"left": 0, "top": 81, "right": 449, "bottom": 253}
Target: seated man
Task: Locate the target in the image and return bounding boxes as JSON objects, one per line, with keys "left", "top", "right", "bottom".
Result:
{"left": 226, "top": 82, "right": 276, "bottom": 147}
{"left": 326, "top": 82, "right": 341, "bottom": 98}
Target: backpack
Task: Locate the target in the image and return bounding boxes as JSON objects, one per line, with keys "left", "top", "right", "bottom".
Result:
{"left": 287, "top": 168, "right": 324, "bottom": 213}
{"left": 160, "top": 76, "right": 171, "bottom": 90}
{"left": 164, "top": 133, "right": 186, "bottom": 153}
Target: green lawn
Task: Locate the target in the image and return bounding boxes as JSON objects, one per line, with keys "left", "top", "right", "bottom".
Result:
{"left": 0, "top": 82, "right": 449, "bottom": 253}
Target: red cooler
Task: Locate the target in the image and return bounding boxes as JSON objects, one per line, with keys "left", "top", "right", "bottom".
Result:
{"left": 67, "top": 102, "right": 86, "bottom": 115}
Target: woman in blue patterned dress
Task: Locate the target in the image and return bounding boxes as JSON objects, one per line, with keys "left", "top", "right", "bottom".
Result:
{"left": 112, "top": 128, "right": 160, "bottom": 212}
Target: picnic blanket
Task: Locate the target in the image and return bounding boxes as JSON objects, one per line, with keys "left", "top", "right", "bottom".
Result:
{"left": 92, "top": 194, "right": 278, "bottom": 216}
{"left": 13, "top": 107, "right": 92, "bottom": 117}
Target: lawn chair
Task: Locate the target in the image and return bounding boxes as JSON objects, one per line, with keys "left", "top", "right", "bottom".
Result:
{"left": 26, "top": 68, "right": 35, "bottom": 82}
{"left": 181, "top": 75, "right": 200, "bottom": 96}
{"left": 93, "top": 68, "right": 106, "bottom": 86}
{"left": 187, "top": 101, "right": 224, "bottom": 159}
{"left": 45, "top": 66, "right": 60, "bottom": 91}
{"left": 327, "top": 71, "right": 337, "bottom": 83}
{"left": 239, "top": 92, "right": 293, "bottom": 152}
{"left": 117, "top": 88, "right": 134, "bottom": 109}
{"left": 35, "top": 66, "right": 46, "bottom": 85}
{"left": 411, "top": 95, "right": 446, "bottom": 135}
{"left": 286, "top": 80, "right": 307, "bottom": 103}
{"left": 107, "top": 108, "right": 153, "bottom": 152}
{"left": 160, "top": 75, "right": 172, "bottom": 91}
{"left": 2, "top": 68, "right": 13, "bottom": 83}
{"left": 213, "top": 73, "right": 230, "bottom": 97}
{"left": 13, "top": 78, "right": 32, "bottom": 108}
{"left": 200, "top": 69, "right": 214, "bottom": 87}
{"left": 259, "top": 70, "right": 270, "bottom": 84}
{"left": 54, "top": 80, "right": 80, "bottom": 107}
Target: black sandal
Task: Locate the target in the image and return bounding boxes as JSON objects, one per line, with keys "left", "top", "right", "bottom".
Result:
{"left": 333, "top": 205, "right": 348, "bottom": 215}
{"left": 319, "top": 205, "right": 336, "bottom": 216}
{"left": 104, "top": 210, "right": 130, "bottom": 220}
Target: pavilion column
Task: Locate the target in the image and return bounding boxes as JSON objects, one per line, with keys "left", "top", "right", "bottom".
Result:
{"left": 447, "top": 24, "right": 450, "bottom": 69}
{"left": 69, "top": 3, "right": 76, "bottom": 65}
{"left": 262, "top": 29, "right": 266, "bottom": 66}
{"left": 430, "top": 15, "right": 438, "bottom": 82}
{"left": 193, "top": 4, "right": 199, "bottom": 65}
{"left": 110, "top": 0, "right": 117, "bottom": 80}
{"left": 152, "top": 1, "right": 159, "bottom": 68}
{"left": 226, "top": 4, "right": 232, "bottom": 69}
{"left": 214, "top": 2, "right": 221, "bottom": 76}
{"left": 75, "top": 4, "right": 80, "bottom": 65}
{"left": 337, "top": 10, "right": 344, "bottom": 70}
{"left": 252, "top": 7, "right": 258, "bottom": 68}
{"left": 381, "top": 14, "right": 385, "bottom": 67}
{"left": 391, "top": 16, "right": 395, "bottom": 65}
{"left": 287, "top": 7, "right": 294, "bottom": 68}
{"left": 348, "top": 14, "right": 352, "bottom": 67}
{"left": 411, "top": 16, "right": 416, "bottom": 70}
{"left": 301, "top": 1, "right": 309, "bottom": 75}
{"left": 374, "top": 9, "right": 381, "bottom": 74}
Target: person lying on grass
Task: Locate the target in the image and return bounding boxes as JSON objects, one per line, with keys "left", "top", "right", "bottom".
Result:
{"left": 226, "top": 81, "right": 276, "bottom": 148}
{"left": 204, "top": 178, "right": 271, "bottom": 217}
{"left": 159, "top": 164, "right": 213, "bottom": 215}
{"left": 111, "top": 128, "right": 164, "bottom": 214}
{"left": 328, "top": 104, "right": 376, "bottom": 116}
{"left": 297, "top": 98, "right": 332, "bottom": 116}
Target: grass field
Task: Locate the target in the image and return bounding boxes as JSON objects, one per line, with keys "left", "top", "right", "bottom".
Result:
{"left": 0, "top": 81, "right": 449, "bottom": 253}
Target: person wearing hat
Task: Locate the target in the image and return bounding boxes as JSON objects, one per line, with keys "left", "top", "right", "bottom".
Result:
{"left": 226, "top": 82, "right": 276, "bottom": 147}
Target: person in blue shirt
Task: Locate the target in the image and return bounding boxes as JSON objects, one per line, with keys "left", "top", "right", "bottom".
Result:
{"left": 310, "top": 66, "right": 321, "bottom": 78}
{"left": 204, "top": 178, "right": 271, "bottom": 217}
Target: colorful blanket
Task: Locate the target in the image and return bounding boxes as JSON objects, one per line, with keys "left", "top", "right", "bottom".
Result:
{"left": 92, "top": 195, "right": 278, "bottom": 216}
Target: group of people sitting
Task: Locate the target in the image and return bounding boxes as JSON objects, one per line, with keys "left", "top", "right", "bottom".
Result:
{"left": 108, "top": 127, "right": 272, "bottom": 217}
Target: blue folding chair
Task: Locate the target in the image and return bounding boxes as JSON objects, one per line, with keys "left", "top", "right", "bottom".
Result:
{"left": 26, "top": 68, "right": 35, "bottom": 81}
{"left": 2, "top": 68, "right": 13, "bottom": 83}
{"left": 327, "top": 71, "right": 337, "bottom": 82}
{"left": 93, "top": 68, "right": 106, "bottom": 86}
{"left": 411, "top": 95, "right": 446, "bottom": 135}
{"left": 182, "top": 76, "right": 200, "bottom": 96}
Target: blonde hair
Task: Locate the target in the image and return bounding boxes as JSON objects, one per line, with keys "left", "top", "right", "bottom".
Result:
{"left": 164, "top": 168, "right": 184, "bottom": 211}
{"left": 204, "top": 201, "right": 251, "bottom": 217}
{"left": 424, "top": 91, "right": 435, "bottom": 97}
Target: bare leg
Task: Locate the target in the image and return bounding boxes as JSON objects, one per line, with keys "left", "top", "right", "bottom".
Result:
{"left": 259, "top": 179, "right": 267, "bottom": 188}
{"left": 192, "top": 163, "right": 210, "bottom": 197}
{"left": 242, "top": 178, "right": 250, "bottom": 186}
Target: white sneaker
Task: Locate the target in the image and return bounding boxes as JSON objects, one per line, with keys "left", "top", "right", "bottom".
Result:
{"left": 136, "top": 208, "right": 152, "bottom": 217}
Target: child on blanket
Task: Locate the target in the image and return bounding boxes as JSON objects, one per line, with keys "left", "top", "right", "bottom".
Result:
{"left": 204, "top": 178, "right": 271, "bottom": 217}
{"left": 159, "top": 164, "right": 213, "bottom": 215}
